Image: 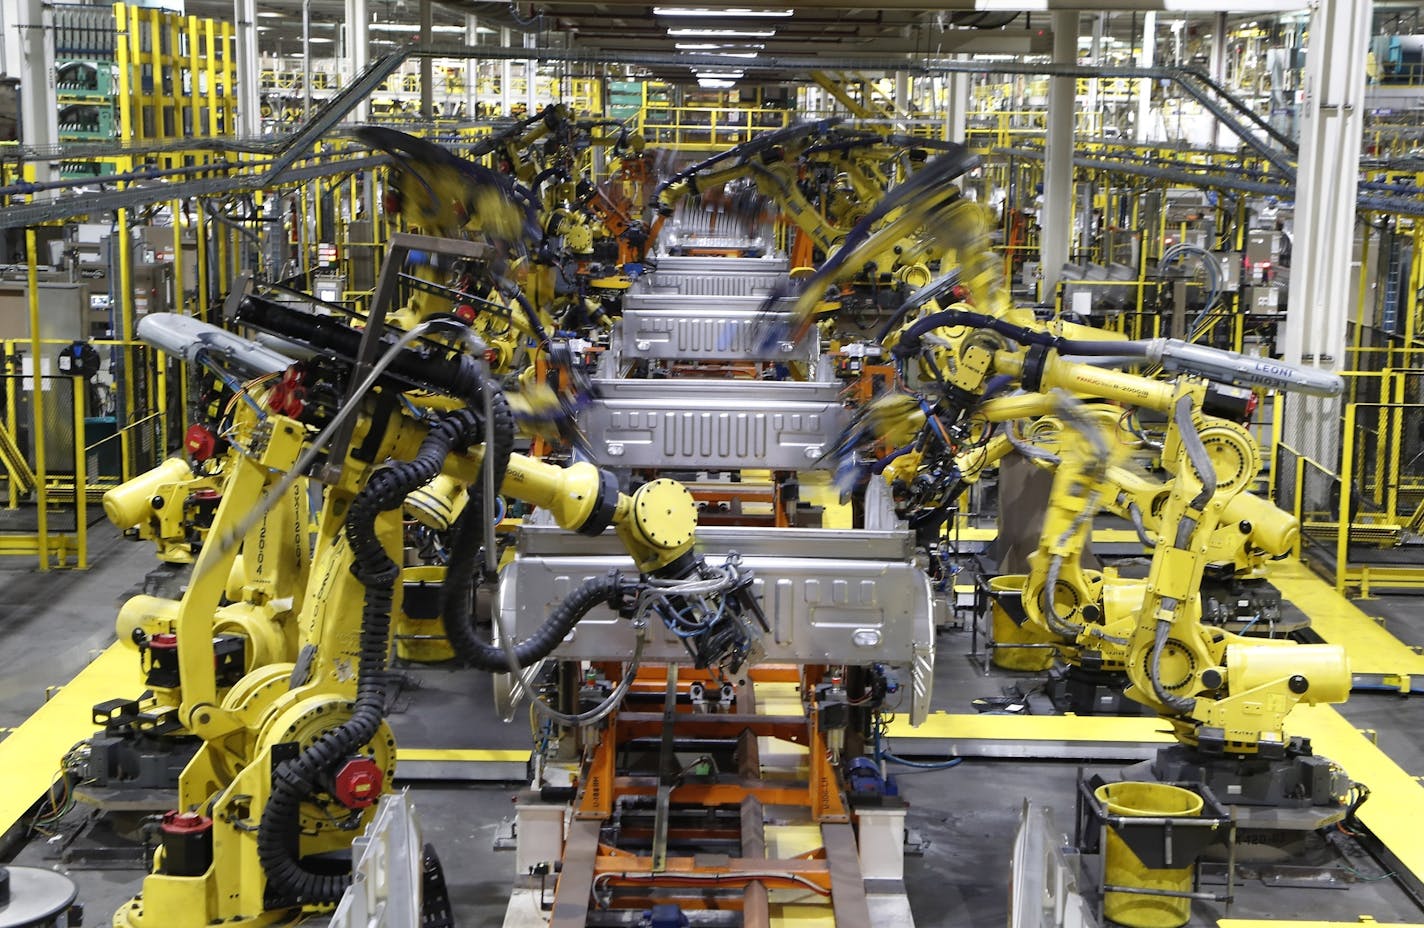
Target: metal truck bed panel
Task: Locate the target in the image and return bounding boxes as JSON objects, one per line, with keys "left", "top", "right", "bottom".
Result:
{"left": 497, "top": 552, "right": 933, "bottom": 666}
{"left": 614, "top": 308, "right": 815, "bottom": 362}
{"left": 579, "top": 379, "right": 847, "bottom": 470}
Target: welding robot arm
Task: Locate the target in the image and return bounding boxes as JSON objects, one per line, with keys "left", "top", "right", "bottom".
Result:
{"left": 118, "top": 313, "right": 763, "bottom": 926}
{"left": 874, "top": 297, "right": 1349, "bottom": 754}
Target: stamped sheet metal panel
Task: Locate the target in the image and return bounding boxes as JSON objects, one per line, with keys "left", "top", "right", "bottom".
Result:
{"left": 615, "top": 307, "right": 815, "bottom": 363}
{"left": 641, "top": 254, "right": 789, "bottom": 277}
{"left": 497, "top": 551, "right": 933, "bottom": 666}
{"left": 579, "top": 379, "right": 847, "bottom": 470}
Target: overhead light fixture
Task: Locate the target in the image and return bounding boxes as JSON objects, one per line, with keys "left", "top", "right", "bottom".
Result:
{"left": 675, "top": 42, "right": 764, "bottom": 50}
{"left": 656, "top": 7, "right": 792, "bottom": 16}
{"left": 693, "top": 70, "right": 744, "bottom": 79}
{"left": 369, "top": 22, "right": 469, "bottom": 33}
{"left": 668, "top": 27, "right": 775, "bottom": 38}
{"left": 257, "top": 10, "right": 283, "bottom": 17}
{"left": 697, "top": 78, "right": 736, "bottom": 89}
{"left": 309, "top": 36, "right": 333, "bottom": 43}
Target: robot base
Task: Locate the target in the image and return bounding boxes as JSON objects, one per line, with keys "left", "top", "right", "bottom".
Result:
{"left": 1044, "top": 664, "right": 1152, "bottom": 717}
{"left": 1130, "top": 740, "right": 1349, "bottom": 809}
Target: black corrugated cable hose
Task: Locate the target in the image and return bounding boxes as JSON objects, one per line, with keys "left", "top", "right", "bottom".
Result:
{"left": 437, "top": 387, "right": 631, "bottom": 671}
{"left": 257, "top": 407, "right": 483, "bottom": 905}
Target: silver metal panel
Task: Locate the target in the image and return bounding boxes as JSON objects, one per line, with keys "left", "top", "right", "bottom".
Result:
{"left": 631, "top": 273, "right": 788, "bottom": 299}
{"left": 648, "top": 255, "right": 788, "bottom": 276}
{"left": 579, "top": 379, "right": 847, "bottom": 470}
{"left": 497, "top": 551, "right": 933, "bottom": 667}
{"left": 517, "top": 521, "right": 916, "bottom": 561}
{"left": 615, "top": 308, "right": 815, "bottom": 363}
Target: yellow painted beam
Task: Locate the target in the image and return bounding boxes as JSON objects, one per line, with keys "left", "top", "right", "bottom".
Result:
{"left": 0, "top": 643, "right": 138, "bottom": 835}
{"left": 396, "top": 748, "right": 528, "bottom": 763}
{"left": 1270, "top": 559, "right": 1424, "bottom": 683}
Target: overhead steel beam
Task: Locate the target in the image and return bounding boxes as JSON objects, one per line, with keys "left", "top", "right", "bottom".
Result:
{"left": 572, "top": 31, "right": 1055, "bottom": 56}
{"left": 0, "top": 155, "right": 390, "bottom": 229}
{"left": 470, "top": 0, "right": 1311, "bottom": 10}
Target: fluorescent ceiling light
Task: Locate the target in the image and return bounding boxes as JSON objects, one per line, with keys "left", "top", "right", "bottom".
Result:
{"left": 697, "top": 78, "right": 736, "bottom": 88}
{"left": 675, "top": 42, "right": 764, "bottom": 50}
{"left": 668, "top": 27, "right": 775, "bottom": 38}
{"left": 257, "top": 10, "right": 283, "bottom": 17}
{"left": 693, "top": 70, "right": 743, "bottom": 78}
{"left": 656, "top": 7, "right": 792, "bottom": 16}
{"left": 678, "top": 50, "right": 760, "bottom": 59}
{"left": 309, "top": 36, "right": 333, "bottom": 43}
{"left": 369, "top": 22, "right": 468, "bottom": 33}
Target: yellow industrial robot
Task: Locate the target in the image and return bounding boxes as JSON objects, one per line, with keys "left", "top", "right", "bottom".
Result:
{"left": 112, "top": 306, "right": 760, "bottom": 928}
{"left": 850, "top": 276, "right": 1350, "bottom": 803}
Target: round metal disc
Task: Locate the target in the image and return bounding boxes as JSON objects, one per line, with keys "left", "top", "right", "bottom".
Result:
{"left": 0, "top": 867, "right": 78, "bottom": 927}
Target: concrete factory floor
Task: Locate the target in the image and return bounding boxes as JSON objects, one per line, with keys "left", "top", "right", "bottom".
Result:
{"left": 3, "top": 524, "right": 1424, "bottom": 927}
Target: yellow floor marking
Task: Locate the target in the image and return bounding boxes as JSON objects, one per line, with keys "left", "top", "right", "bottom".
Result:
{"left": 0, "top": 643, "right": 139, "bottom": 834}
{"left": 1219, "top": 922, "right": 1424, "bottom": 927}
{"left": 1270, "top": 559, "right": 1424, "bottom": 683}
{"left": 1287, "top": 703, "right": 1424, "bottom": 885}
{"left": 887, "top": 711, "right": 1174, "bottom": 744}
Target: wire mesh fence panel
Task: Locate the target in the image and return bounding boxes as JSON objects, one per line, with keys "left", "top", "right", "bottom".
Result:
{"left": 0, "top": 373, "right": 82, "bottom": 535}
{"left": 1298, "top": 456, "right": 1341, "bottom": 567}
{"left": 1273, "top": 444, "right": 1299, "bottom": 519}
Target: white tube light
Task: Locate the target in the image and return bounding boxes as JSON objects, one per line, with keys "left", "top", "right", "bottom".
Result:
{"left": 369, "top": 22, "right": 468, "bottom": 33}
{"left": 656, "top": 7, "right": 793, "bottom": 16}
{"left": 675, "top": 42, "right": 764, "bottom": 51}
{"left": 697, "top": 78, "right": 736, "bottom": 88}
{"left": 668, "top": 27, "right": 776, "bottom": 38}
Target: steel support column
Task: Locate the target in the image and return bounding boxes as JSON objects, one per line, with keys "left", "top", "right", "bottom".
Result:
{"left": 945, "top": 56, "right": 970, "bottom": 145}
{"left": 17, "top": 0, "right": 57, "bottom": 188}
{"left": 420, "top": 0, "right": 434, "bottom": 120}
{"left": 466, "top": 14, "right": 480, "bottom": 119}
{"left": 1282, "top": 0, "right": 1371, "bottom": 459}
{"left": 0, "top": 0, "right": 24, "bottom": 88}
{"left": 233, "top": 0, "right": 260, "bottom": 138}
{"left": 346, "top": 0, "right": 369, "bottom": 122}
{"left": 501, "top": 27, "right": 514, "bottom": 116}
{"left": 1040, "top": 11, "right": 1078, "bottom": 300}
{"left": 524, "top": 31, "right": 538, "bottom": 114}
{"left": 1135, "top": 11, "right": 1157, "bottom": 143}
{"left": 1210, "top": 11, "right": 1228, "bottom": 148}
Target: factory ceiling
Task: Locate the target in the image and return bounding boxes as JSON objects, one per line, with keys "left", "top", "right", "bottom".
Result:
{"left": 183, "top": 1, "right": 1311, "bottom": 81}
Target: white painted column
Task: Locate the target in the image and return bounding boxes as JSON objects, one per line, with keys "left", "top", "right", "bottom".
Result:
{"left": 1040, "top": 11, "right": 1078, "bottom": 299}
{"left": 501, "top": 27, "right": 514, "bottom": 116}
{"left": 945, "top": 59, "right": 971, "bottom": 146}
{"left": 1281, "top": 0, "right": 1370, "bottom": 459}
{"left": 1135, "top": 11, "right": 1156, "bottom": 144}
{"left": 0, "top": 0, "right": 24, "bottom": 81}
{"left": 17, "top": 0, "right": 56, "bottom": 187}
{"left": 346, "top": 0, "right": 368, "bottom": 122}
{"left": 233, "top": 0, "right": 260, "bottom": 137}
{"left": 894, "top": 69, "right": 909, "bottom": 132}
{"left": 465, "top": 14, "right": 480, "bottom": 120}
{"left": 524, "top": 30, "right": 538, "bottom": 113}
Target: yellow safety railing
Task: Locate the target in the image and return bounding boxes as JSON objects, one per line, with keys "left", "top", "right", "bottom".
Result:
{"left": 636, "top": 106, "right": 794, "bottom": 149}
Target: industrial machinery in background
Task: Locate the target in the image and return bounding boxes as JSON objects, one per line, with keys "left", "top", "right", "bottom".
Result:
{"left": 9, "top": 110, "right": 1384, "bottom": 928}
